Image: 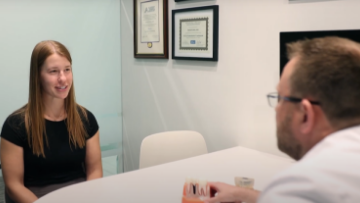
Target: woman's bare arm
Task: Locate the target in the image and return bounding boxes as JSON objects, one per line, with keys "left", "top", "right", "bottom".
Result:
{"left": 85, "top": 131, "right": 103, "bottom": 180}
{"left": 1, "top": 138, "right": 38, "bottom": 203}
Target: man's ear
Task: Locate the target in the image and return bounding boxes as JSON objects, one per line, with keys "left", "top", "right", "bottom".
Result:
{"left": 299, "top": 99, "right": 315, "bottom": 134}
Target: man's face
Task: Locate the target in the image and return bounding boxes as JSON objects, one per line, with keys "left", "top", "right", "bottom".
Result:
{"left": 276, "top": 57, "right": 303, "bottom": 160}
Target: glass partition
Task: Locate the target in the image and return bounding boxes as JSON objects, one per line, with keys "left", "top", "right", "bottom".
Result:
{"left": 0, "top": 0, "right": 123, "bottom": 176}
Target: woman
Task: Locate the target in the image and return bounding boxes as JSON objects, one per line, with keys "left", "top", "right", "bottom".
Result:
{"left": 0, "top": 40, "right": 103, "bottom": 203}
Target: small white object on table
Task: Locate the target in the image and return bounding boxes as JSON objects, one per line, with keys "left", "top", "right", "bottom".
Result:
{"left": 35, "top": 146, "right": 294, "bottom": 203}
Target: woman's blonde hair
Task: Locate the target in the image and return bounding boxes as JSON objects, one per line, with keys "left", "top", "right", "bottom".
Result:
{"left": 14, "top": 40, "right": 88, "bottom": 157}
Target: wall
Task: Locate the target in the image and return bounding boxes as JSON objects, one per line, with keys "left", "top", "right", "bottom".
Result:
{"left": 121, "top": 0, "right": 360, "bottom": 172}
{"left": 0, "top": 0, "right": 123, "bottom": 164}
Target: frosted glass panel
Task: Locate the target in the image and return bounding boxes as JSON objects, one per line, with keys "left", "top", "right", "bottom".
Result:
{"left": 0, "top": 0, "right": 123, "bottom": 172}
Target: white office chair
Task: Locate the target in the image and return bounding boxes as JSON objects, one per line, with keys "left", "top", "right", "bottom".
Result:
{"left": 139, "top": 131, "right": 208, "bottom": 169}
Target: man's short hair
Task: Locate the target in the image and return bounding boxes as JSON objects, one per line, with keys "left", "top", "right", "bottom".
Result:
{"left": 287, "top": 37, "right": 360, "bottom": 128}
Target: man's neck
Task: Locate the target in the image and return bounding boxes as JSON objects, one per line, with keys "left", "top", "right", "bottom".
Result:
{"left": 300, "top": 126, "right": 336, "bottom": 160}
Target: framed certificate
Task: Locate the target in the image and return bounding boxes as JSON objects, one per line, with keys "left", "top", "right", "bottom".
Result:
{"left": 172, "top": 5, "right": 219, "bottom": 61}
{"left": 134, "top": 0, "right": 168, "bottom": 59}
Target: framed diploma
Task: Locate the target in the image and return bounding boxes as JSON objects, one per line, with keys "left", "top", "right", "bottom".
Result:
{"left": 172, "top": 5, "right": 219, "bottom": 61}
{"left": 134, "top": 0, "right": 168, "bottom": 59}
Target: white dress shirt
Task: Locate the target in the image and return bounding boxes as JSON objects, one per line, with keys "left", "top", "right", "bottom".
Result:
{"left": 258, "top": 125, "right": 360, "bottom": 203}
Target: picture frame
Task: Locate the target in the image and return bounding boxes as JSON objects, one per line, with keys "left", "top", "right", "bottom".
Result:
{"left": 172, "top": 5, "right": 219, "bottom": 61}
{"left": 134, "top": 0, "right": 169, "bottom": 59}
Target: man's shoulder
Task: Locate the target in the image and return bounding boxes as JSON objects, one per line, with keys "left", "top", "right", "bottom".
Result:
{"left": 283, "top": 146, "right": 360, "bottom": 182}
{"left": 259, "top": 148, "right": 360, "bottom": 203}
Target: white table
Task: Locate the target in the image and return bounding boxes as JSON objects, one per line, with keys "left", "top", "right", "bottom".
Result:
{"left": 35, "top": 146, "right": 294, "bottom": 203}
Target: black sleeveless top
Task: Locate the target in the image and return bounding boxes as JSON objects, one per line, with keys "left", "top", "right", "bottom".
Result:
{"left": 0, "top": 107, "right": 99, "bottom": 187}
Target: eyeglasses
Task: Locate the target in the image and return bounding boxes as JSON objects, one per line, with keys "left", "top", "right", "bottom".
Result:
{"left": 266, "top": 92, "right": 321, "bottom": 107}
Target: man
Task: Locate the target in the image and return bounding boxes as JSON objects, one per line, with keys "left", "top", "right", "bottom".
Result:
{"left": 205, "top": 37, "right": 360, "bottom": 203}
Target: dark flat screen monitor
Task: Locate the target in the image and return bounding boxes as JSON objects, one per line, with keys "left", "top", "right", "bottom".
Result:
{"left": 280, "top": 29, "right": 360, "bottom": 75}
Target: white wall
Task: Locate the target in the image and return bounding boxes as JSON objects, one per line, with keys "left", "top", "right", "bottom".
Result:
{"left": 121, "top": 0, "right": 360, "bottom": 172}
{"left": 0, "top": 0, "right": 122, "bottom": 160}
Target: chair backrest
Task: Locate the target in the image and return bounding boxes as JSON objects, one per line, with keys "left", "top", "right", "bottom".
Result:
{"left": 139, "top": 131, "right": 208, "bottom": 169}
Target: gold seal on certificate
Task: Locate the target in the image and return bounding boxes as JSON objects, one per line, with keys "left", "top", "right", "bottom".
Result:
{"left": 134, "top": 0, "right": 168, "bottom": 58}
{"left": 179, "top": 17, "right": 209, "bottom": 51}
{"left": 141, "top": 0, "right": 160, "bottom": 43}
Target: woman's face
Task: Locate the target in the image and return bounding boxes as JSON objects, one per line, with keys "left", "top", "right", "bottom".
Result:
{"left": 40, "top": 53, "right": 73, "bottom": 101}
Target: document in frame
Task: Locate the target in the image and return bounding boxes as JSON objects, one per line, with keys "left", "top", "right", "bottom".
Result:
{"left": 179, "top": 17, "right": 209, "bottom": 53}
{"left": 141, "top": 0, "right": 160, "bottom": 43}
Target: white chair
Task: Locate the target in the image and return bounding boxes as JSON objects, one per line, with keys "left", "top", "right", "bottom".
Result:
{"left": 139, "top": 131, "right": 208, "bottom": 169}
